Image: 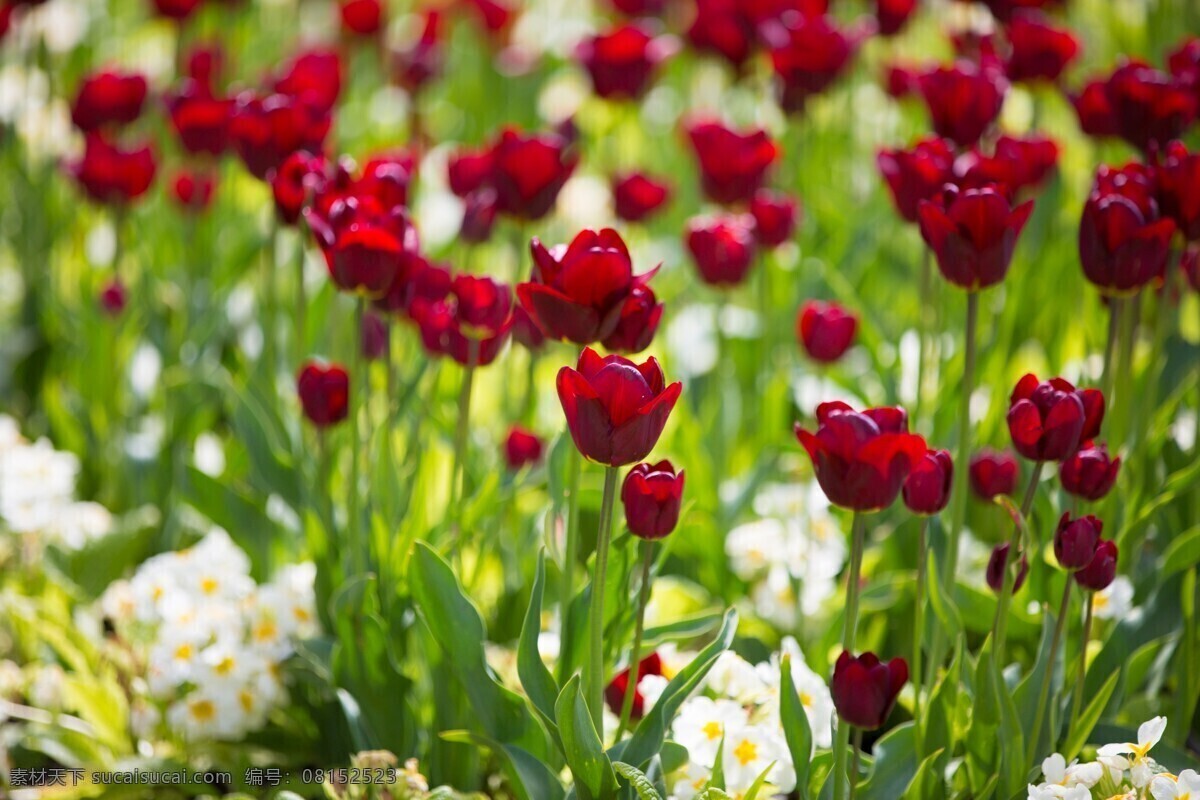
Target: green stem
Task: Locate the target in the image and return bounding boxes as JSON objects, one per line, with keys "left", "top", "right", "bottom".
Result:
{"left": 912, "top": 517, "right": 928, "bottom": 752}
{"left": 557, "top": 446, "right": 582, "bottom": 686}
{"left": 832, "top": 719, "right": 851, "bottom": 800}
{"left": 1112, "top": 294, "right": 1138, "bottom": 451}
{"left": 262, "top": 222, "right": 278, "bottom": 372}
{"left": 294, "top": 234, "right": 307, "bottom": 368}
{"left": 1070, "top": 593, "right": 1094, "bottom": 725}
{"left": 993, "top": 461, "right": 1042, "bottom": 667}
{"left": 587, "top": 465, "right": 620, "bottom": 733}
{"left": 616, "top": 540, "right": 654, "bottom": 740}
{"left": 1027, "top": 577, "right": 1072, "bottom": 765}
{"left": 914, "top": 248, "right": 932, "bottom": 427}
{"left": 449, "top": 341, "right": 479, "bottom": 555}
{"left": 349, "top": 298, "right": 366, "bottom": 576}
{"left": 758, "top": 249, "right": 771, "bottom": 445}
{"left": 848, "top": 727, "right": 863, "bottom": 800}
{"left": 843, "top": 513, "right": 866, "bottom": 653}
{"left": 1100, "top": 297, "right": 1121, "bottom": 404}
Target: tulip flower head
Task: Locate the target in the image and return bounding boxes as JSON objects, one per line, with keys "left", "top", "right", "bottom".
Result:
{"left": 272, "top": 151, "right": 329, "bottom": 226}
{"left": 917, "top": 61, "right": 1008, "bottom": 147}
{"left": 903, "top": 448, "right": 953, "bottom": 515}
{"left": 305, "top": 185, "right": 420, "bottom": 299}
{"left": 686, "top": 120, "right": 779, "bottom": 206}
{"left": 99, "top": 279, "right": 127, "bottom": 316}
{"left": 1155, "top": 141, "right": 1200, "bottom": 241}
{"left": 273, "top": 49, "right": 343, "bottom": 115}
{"left": 556, "top": 347, "right": 682, "bottom": 467}
{"left": 340, "top": 0, "right": 383, "bottom": 36}
{"left": 749, "top": 189, "right": 799, "bottom": 247}
{"left": 1003, "top": 11, "right": 1080, "bottom": 84}
{"left": 686, "top": 0, "right": 757, "bottom": 69}
{"left": 918, "top": 185, "right": 1033, "bottom": 291}
{"left": 229, "top": 91, "right": 331, "bottom": 181}
{"left": 1104, "top": 61, "right": 1196, "bottom": 154}
{"left": 987, "top": 542, "right": 1028, "bottom": 593}
{"left": 1074, "top": 539, "right": 1118, "bottom": 591}
{"left": 969, "top": 448, "right": 1019, "bottom": 499}
{"left": 576, "top": 21, "right": 676, "bottom": 101}
{"left": 410, "top": 274, "right": 514, "bottom": 366}
{"left": 601, "top": 285, "right": 663, "bottom": 355}
{"left": 875, "top": 0, "right": 919, "bottom": 37}
{"left": 360, "top": 312, "right": 389, "bottom": 361}
{"left": 877, "top": 137, "right": 955, "bottom": 223}
{"left": 1006, "top": 374, "right": 1104, "bottom": 462}
{"left": 165, "top": 78, "right": 235, "bottom": 157}
{"left": 830, "top": 651, "right": 908, "bottom": 730}
{"left": 67, "top": 134, "right": 157, "bottom": 206}
{"left": 1070, "top": 78, "right": 1120, "bottom": 139}
{"left": 1059, "top": 442, "right": 1120, "bottom": 501}
{"left": 795, "top": 402, "right": 927, "bottom": 512}
{"left": 70, "top": 70, "right": 147, "bottom": 132}
{"left": 1079, "top": 163, "right": 1176, "bottom": 296}
{"left": 685, "top": 213, "right": 758, "bottom": 287}
{"left": 488, "top": 127, "right": 579, "bottom": 221}
{"left": 604, "top": 652, "right": 663, "bottom": 720}
{"left": 613, "top": 172, "right": 671, "bottom": 223}
{"left": 768, "top": 14, "right": 863, "bottom": 113}
{"left": 297, "top": 362, "right": 350, "bottom": 428}
{"left": 797, "top": 300, "right": 857, "bottom": 363}
{"left": 504, "top": 426, "right": 543, "bottom": 470}
{"left": 621, "top": 460, "right": 685, "bottom": 540}
{"left": 171, "top": 170, "right": 215, "bottom": 213}
{"left": 393, "top": 11, "right": 444, "bottom": 94}
{"left": 1054, "top": 513, "right": 1103, "bottom": 571}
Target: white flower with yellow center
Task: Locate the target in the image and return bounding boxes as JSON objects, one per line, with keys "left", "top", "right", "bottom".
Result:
{"left": 755, "top": 638, "right": 835, "bottom": 749}
{"left": 674, "top": 697, "right": 750, "bottom": 768}
{"left": 1039, "top": 754, "right": 1104, "bottom": 789}
{"left": 1098, "top": 716, "right": 1168, "bottom": 787}
{"left": 723, "top": 724, "right": 794, "bottom": 794}
{"left": 706, "top": 651, "right": 767, "bottom": 705}
{"left": 167, "top": 689, "right": 224, "bottom": 740}
{"left": 670, "top": 759, "right": 713, "bottom": 800}
{"left": 1027, "top": 783, "right": 1091, "bottom": 800}
{"left": 1093, "top": 576, "right": 1135, "bottom": 621}
{"left": 1152, "top": 770, "right": 1200, "bottom": 800}
{"left": 726, "top": 519, "right": 788, "bottom": 580}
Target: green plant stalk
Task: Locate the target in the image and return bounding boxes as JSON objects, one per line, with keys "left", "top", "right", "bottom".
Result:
{"left": 758, "top": 249, "right": 772, "bottom": 445}
{"left": 914, "top": 248, "right": 932, "bottom": 427}
{"left": 992, "top": 461, "right": 1042, "bottom": 667}
{"left": 1100, "top": 297, "right": 1122, "bottom": 405}
{"left": 1112, "top": 293, "right": 1139, "bottom": 451}
{"left": 912, "top": 516, "right": 928, "bottom": 752}
{"left": 262, "top": 222, "right": 278, "bottom": 372}
{"left": 349, "top": 298, "right": 366, "bottom": 577}
{"left": 294, "top": 235, "right": 307, "bottom": 368}
{"left": 1070, "top": 593, "right": 1095, "bottom": 726}
{"left": 843, "top": 512, "right": 867, "bottom": 652}
{"left": 832, "top": 719, "right": 852, "bottom": 800}
{"left": 587, "top": 465, "right": 620, "bottom": 732}
{"left": 616, "top": 539, "right": 654, "bottom": 740}
{"left": 557, "top": 446, "right": 582, "bottom": 686}
{"left": 1027, "top": 576, "right": 1072, "bottom": 765}
{"left": 449, "top": 341, "right": 480, "bottom": 558}
{"left": 849, "top": 727, "right": 864, "bottom": 800}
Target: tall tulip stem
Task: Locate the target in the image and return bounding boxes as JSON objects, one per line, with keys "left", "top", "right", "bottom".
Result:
{"left": 1100, "top": 297, "right": 1121, "bottom": 404}
{"left": 449, "top": 340, "right": 479, "bottom": 555}
{"left": 1070, "top": 593, "right": 1094, "bottom": 726}
{"left": 943, "top": 292, "right": 978, "bottom": 596}
{"left": 558, "top": 446, "right": 582, "bottom": 686}
{"left": 294, "top": 235, "right": 307, "bottom": 367}
{"left": 843, "top": 513, "right": 866, "bottom": 652}
{"left": 848, "top": 727, "right": 864, "bottom": 800}
{"left": 832, "top": 719, "right": 851, "bottom": 800}
{"left": 912, "top": 517, "right": 928, "bottom": 748}
{"left": 992, "top": 461, "right": 1042, "bottom": 667}
{"left": 616, "top": 539, "right": 654, "bottom": 740}
{"left": 914, "top": 248, "right": 933, "bottom": 426}
{"left": 587, "top": 465, "right": 619, "bottom": 732}
{"left": 1027, "top": 577, "right": 1072, "bottom": 765}
{"left": 349, "top": 298, "right": 366, "bottom": 576}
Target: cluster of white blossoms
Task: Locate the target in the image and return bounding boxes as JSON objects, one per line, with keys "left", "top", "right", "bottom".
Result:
{"left": 98, "top": 529, "right": 319, "bottom": 742}
{"left": 0, "top": 414, "right": 113, "bottom": 549}
{"left": 644, "top": 638, "right": 833, "bottom": 800}
{"left": 725, "top": 481, "right": 847, "bottom": 631}
{"left": 1028, "top": 717, "right": 1200, "bottom": 800}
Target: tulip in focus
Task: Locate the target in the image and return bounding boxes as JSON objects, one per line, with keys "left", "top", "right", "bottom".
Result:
{"left": 1078, "top": 163, "right": 1175, "bottom": 295}
{"left": 621, "top": 460, "right": 685, "bottom": 540}
{"left": 1054, "top": 513, "right": 1102, "bottom": 571}
{"left": 1074, "top": 539, "right": 1118, "bottom": 592}
{"left": 1006, "top": 374, "right": 1104, "bottom": 463}
{"left": 830, "top": 651, "right": 908, "bottom": 730}
{"left": 1059, "top": 442, "right": 1120, "bottom": 501}
{"left": 969, "top": 448, "right": 1019, "bottom": 499}
{"left": 902, "top": 448, "right": 953, "bottom": 515}
{"left": 797, "top": 300, "right": 857, "bottom": 363}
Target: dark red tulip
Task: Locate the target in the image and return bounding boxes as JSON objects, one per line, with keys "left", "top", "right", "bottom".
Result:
{"left": 917, "top": 186, "right": 1033, "bottom": 291}
{"left": 171, "top": 170, "right": 215, "bottom": 212}
{"left": 165, "top": 79, "right": 234, "bottom": 156}
{"left": 1168, "top": 38, "right": 1200, "bottom": 110}
{"left": 768, "top": 14, "right": 862, "bottom": 113}
{"left": 1004, "top": 11, "right": 1079, "bottom": 84}
{"left": 184, "top": 44, "right": 224, "bottom": 91}
{"left": 272, "top": 151, "right": 328, "bottom": 225}
{"left": 831, "top": 651, "right": 908, "bottom": 730}
{"left": 951, "top": 29, "right": 1003, "bottom": 69}
{"left": 1070, "top": 78, "right": 1120, "bottom": 139}
{"left": 393, "top": 11, "right": 443, "bottom": 93}
{"left": 1006, "top": 374, "right": 1104, "bottom": 462}
{"left": 1105, "top": 61, "right": 1196, "bottom": 154}
{"left": 686, "top": 0, "right": 757, "bottom": 69}
{"left": 609, "top": 0, "right": 664, "bottom": 15}
{"left": 685, "top": 213, "right": 758, "bottom": 287}
{"left": 1183, "top": 246, "right": 1200, "bottom": 293}
{"left": 884, "top": 62, "right": 922, "bottom": 99}
{"left": 877, "top": 137, "right": 955, "bottom": 223}
{"left": 604, "top": 652, "right": 663, "bottom": 720}
{"left": 795, "top": 402, "right": 927, "bottom": 512}
{"left": 749, "top": 189, "right": 799, "bottom": 246}
{"left": 460, "top": 189, "right": 499, "bottom": 244}
{"left": 488, "top": 127, "right": 578, "bottom": 220}
{"left": 67, "top": 134, "right": 157, "bottom": 206}
{"left": 447, "top": 147, "right": 493, "bottom": 198}
{"left": 987, "top": 543, "right": 1028, "bottom": 593}
{"left": 601, "top": 286, "right": 663, "bottom": 355}
{"left": 556, "top": 347, "right": 682, "bottom": 467}
{"left": 355, "top": 151, "right": 416, "bottom": 210}
{"left": 504, "top": 425, "right": 543, "bottom": 470}
{"left": 1079, "top": 164, "right": 1176, "bottom": 296}
{"left": 151, "top": 0, "right": 202, "bottom": 20}
{"left": 576, "top": 22, "right": 674, "bottom": 101}
{"left": 1074, "top": 539, "right": 1118, "bottom": 592}
{"left": 0, "top": 5, "right": 14, "bottom": 40}
{"left": 297, "top": 362, "right": 350, "bottom": 428}
{"left": 903, "top": 448, "right": 953, "bottom": 515}
{"left": 340, "top": 0, "right": 382, "bottom": 36}
{"left": 1054, "top": 513, "right": 1102, "bottom": 571}
{"left": 797, "top": 300, "right": 857, "bottom": 363}
{"left": 917, "top": 61, "right": 1008, "bottom": 147}
{"left": 375, "top": 254, "right": 450, "bottom": 318}
{"left": 70, "top": 70, "right": 147, "bottom": 132}
{"left": 519, "top": 228, "right": 658, "bottom": 346}
{"left": 990, "top": 134, "right": 1060, "bottom": 192}
{"left": 1156, "top": 141, "right": 1200, "bottom": 241}
{"left": 876, "top": 0, "right": 918, "bottom": 36}
{"left": 1059, "top": 442, "right": 1120, "bottom": 501}
{"left": 613, "top": 172, "right": 671, "bottom": 223}
{"left": 976, "top": 0, "right": 1063, "bottom": 23}
{"left": 410, "top": 274, "right": 514, "bottom": 367}
{"left": 686, "top": 120, "right": 779, "bottom": 206}
{"left": 360, "top": 311, "right": 389, "bottom": 360}
{"left": 511, "top": 305, "right": 546, "bottom": 351}
{"left": 305, "top": 187, "right": 420, "bottom": 298}
{"left": 98, "top": 278, "right": 127, "bottom": 316}
{"left": 228, "top": 92, "right": 330, "bottom": 181}
{"left": 969, "top": 448, "right": 1019, "bottom": 499}
{"left": 621, "top": 460, "right": 685, "bottom": 540}
{"left": 273, "top": 49, "right": 342, "bottom": 115}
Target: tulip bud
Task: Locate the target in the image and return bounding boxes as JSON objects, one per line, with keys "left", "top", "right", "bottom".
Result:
{"left": 987, "top": 543, "right": 1028, "bottom": 594}
{"left": 797, "top": 300, "right": 857, "bottom": 363}
{"left": 340, "top": 0, "right": 383, "bottom": 37}
{"left": 903, "top": 449, "right": 953, "bottom": 515}
{"left": 603, "top": 652, "right": 662, "bottom": 720}
{"left": 601, "top": 285, "right": 663, "bottom": 355}
{"left": 969, "top": 448, "right": 1019, "bottom": 499}
{"left": 749, "top": 189, "right": 799, "bottom": 247}
{"left": 504, "top": 426, "right": 543, "bottom": 470}
{"left": 297, "top": 362, "right": 350, "bottom": 428}
{"left": 575, "top": 22, "right": 675, "bottom": 101}
{"left": 685, "top": 213, "right": 757, "bottom": 287}
{"left": 768, "top": 14, "right": 863, "bottom": 113}
{"left": 99, "top": 279, "right": 127, "bottom": 316}
{"left": 1006, "top": 373, "right": 1104, "bottom": 462}
{"left": 621, "top": 460, "right": 685, "bottom": 540}
{"left": 877, "top": 137, "right": 955, "bottom": 223}
{"left": 916, "top": 61, "right": 1008, "bottom": 147}
{"left": 1059, "top": 442, "right": 1120, "bottom": 501}
{"left": 831, "top": 651, "right": 908, "bottom": 730}
{"left": 1074, "top": 539, "right": 1118, "bottom": 592}
{"left": 1054, "top": 513, "right": 1103, "bottom": 571}
{"left": 613, "top": 172, "right": 671, "bottom": 223}
{"left": 917, "top": 186, "right": 1033, "bottom": 291}
{"left": 360, "top": 311, "right": 389, "bottom": 361}
{"left": 67, "top": 134, "right": 157, "bottom": 207}
{"left": 686, "top": 120, "right": 778, "bottom": 206}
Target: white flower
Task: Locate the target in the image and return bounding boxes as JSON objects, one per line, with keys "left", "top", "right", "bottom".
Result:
{"left": 670, "top": 760, "right": 712, "bottom": 800}
{"left": 722, "top": 724, "right": 795, "bottom": 794}
{"left": 638, "top": 674, "right": 669, "bottom": 713}
{"left": 1040, "top": 753, "right": 1103, "bottom": 788}
{"left": 1027, "top": 783, "right": 1091, "bottom": 800}
{"left": 167, "top": 688, "right": 226, "bottom": 741}
{"left": 1098, "top": 716, "right": 1168, "bottom": 787}
{"left": 1151, "top": 770, "right": 1200, "bottom": 800}
{"left": 1093, "top": 576, "right": 1135, "bottom": 621}
{"left": 726, "top": 519, "right": 788, "bottom": 580}
{"left": 706, "top": 651, "right": 767, "bottom": 705}
{"left": 673, "top": 697, "right": 749, "bottom": 768}
{"left": 756, "top": 638, "right": 835, "bottom": 749}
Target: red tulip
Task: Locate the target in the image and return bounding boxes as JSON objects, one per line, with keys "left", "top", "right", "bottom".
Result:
{"left": 375, "top": 255, "right": 450, "bottom": 318}
{"left": 1183, "top": 247, "right": 1200, "bottom": 293}
{"left": 917, "top": 186, "right": 1033, "bottom": 291}
{"left": 1074, "top": 539, "right": 1118, "bottom": 591}
{"left": 165, "top": 79, "right": 234, "bottom": 157}
{"left": 685, "top": 213, "right": 758, "bottom": 287}
{"left": 151, "top": 0, "right": 202, "bottom": 20}
{"left": 410, "top": 274, "right": 514, "bottom": 366}
{"left": 519, "top": 228, "right": 658, "bottom": 346}
{"left": 393, "top": 11, "right": 443, "bottom": 93}
{"left": 768, "top": 14, "right": 863, "bottom": 113}
{"left": 228, "top": 91, "right": 330, "bottom": 181}
{"left": 989, "top": 134, "right": 1060, "bottom": 192}
{"left": 98, "top": 278, "right": 127, "bottom": 316}
{"left": 360, "top": 311, "right": 389, "bottom": 360}
{"left": 686, "top": 0, "right": 757, "bottom": 69}
{"left": 67, "top": 134, "right": 157, "bottom": 206}
{"left": 297, "top": 362, "right": 350, "bottom": 428}
{"left": 504, "top": 425, "right": 544, "bottom": 470}
{"left": 969, "top": 449, "right": 1019, "bottom": 499}
{"left": 1156, "top": 141, "right": 1200, "bottom": 241}
{"left": 1059, "top": 442, "right": 1120, "bottom": 501}
{"left": 556, "top": 347, "right": 682, "bottom": 467}
{"left": 621, "top": 460, "right": 685, "bottom": 540}
{"left": 876, "top": 0, "right": 918, "bottom": 36}
{"left": 749, "top": 189, "right": 799, "bottom": 247}
{"left": 1070, "top": 78, "right": 1120, "bottom": 139}
{"left": 460, "top": 189, "right": 498, "bottom": 244}
{"left": 831, "top": 651, "right": 908, "bottom": 730}
{"left": 273, "top": 49, "right": 342, "bottom": 115}
{"left": 951, "top": 29, "right": 1004, "bottom": 69}
{"left": 1054, "top": 513, "right": 1102, "bottom": 571}
{"left": 486, "top": 128, "right": 578, "bottom": 221}
{"left": 305, "top": 186, "right": 420, "bottom": 299}
{"left": 272, "top": 151, "right": 329, "bottom": 226}
{"left": 977, "top": 0, "right": 1063, "bottom": 23}
{"left": 884, "top": 62, "right": 922, "bottom": 99}
{"left": 601, "top": 286, "right": 663, "bottom": 355}
{"left": 608, "top": 0, "right": 664, "bottom": 15}
{"left": 1079, "top": 164, "right": 1176, "bottom": 296}
{"left": 184, "top": 44, "right": 224, "bottom": 91}
{"left": 686, "top": 120, "right": 779, "bottom": 206}
{"left": 511, "top": 305, "right": 546, "bottom": 351}
{"left": 877, "top": 137, "right": 955, "bottom": 223}
{"left": 70, "top": 70, "right": 147, "bottom": 132}
{"left": 171, "top": 170, "right": 215, "bottom": 212}
{"left": 613, "top": 172, "right": 671, "bottom": 223}
{"left": 903, "top": 448, "right": 953, "bottom": 515}
{"left": 447, "top": 148, "right": 493, "bottom": 198}
{"left": 917, "top": 61, "right": 1008, "bottom": 147}
{"left": 1003, "top": 11, "right": 1079, "bottom": 84}
{"left": 987, "top": 542, "right": 1028, "bottom": 593}
{"left": 340, "top": 0, "right": 382, "bottom": 36}
{"left": 797, "top": 300, "right": 857, "bottom": 363}
{"left": 576, "top": 22, "right": 675, "bottom": 101}
{"left": 795, "top": 402, "right": 927, "bottom": 512}
{"left": 1105, "top": 61, "right": 1196, "bottom": 154}
{"left": 1006, "top": 374, "right": 1104, "bottom": 462}
{"left": 355, "top": 151, "right": 416, "bottom": 210}
{"left": 604, "top": 652, "right": 663, "bottom": 720}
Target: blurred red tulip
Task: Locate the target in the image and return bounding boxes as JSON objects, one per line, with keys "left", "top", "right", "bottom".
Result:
{"left": 297, "top": 362, "right": 350, "bottom": 427}
{"left": 1006, "top": 374, "right": 1103, "bottom": 462}
{"left": 917, "top": 61, "right": 1007, "bottom": 147}
{"left": 504, "top": 425, "right": 543, "bottom": 470}
{"left": 604, "top": 652, "right": 662, "bottom": 720}
{"left": 71, "top": 70, "right": 147, "bottom": 132}
{"left": 1069, "top": 78, "right": 1120, "bottom": 139}
{"left": 410, "top": 274, "right": 514, "bottom": 366}
{"left": 171, "top": 170, "right": 215, "bottom": 212}
{"left": 98, "top": 278, "right": 127, "bottom": 316}
{"left": 460, "top": 189, "right": 499, "bottom": 244}
{"left": 831, "top": 651, "right": 908, "bottom": 729}
{"left": 883, "top": 62, "right": 922, "bottom": 99}
{"left": 987, "top": 542, "right": 1028, "bottom": 593}
{"left": 67, "top": 134, "right": 157, "bottom": 206}
{"left": 769, "top": 14, "right": 863, "bottom": 113}
{"left": 686, "top": 0, "right": 757, "bottom": 69}
{"left": 903, "top": 448, "right": 953, "bottom": 515}
{"left": 795, "top": 401, "right": 927, "bottom": 512}
{"left": 393, "top": 11, "right": 443, "bottom": 93}
{"left": 1054, "top": 513, "right": 1102, "bottom": 571}
{"left": 917, "top": 185, "right": 1033, "bottom": 291}
{"left": 686, "top": 120, "right": 778, "bottom": 205}
{"left": 1059, "top": 442, "right": 1120, "bottom": 501}
{"left": 1183, "top": 246, "right": 1200, "bottom": 293}
{"left": 360, "top": 311, "right": 389, "bottom": 360}
{"left": 969, "top": 448, "right": 1019, "bottom": 499}
{"left": 613, "top": 172, "right": 671, "bottom": 223}
{"left": 306, "top": 183, "right": 420, "bottom": 298}
{"left": 576, "top": 21, "right": 675, "bottom": 101}
{"left": 875, "top": 0, "right": 918, "bottom": 37}
{"left": 489, "top": 127, "right": 578, "bottom": 220}
{"left": 1074, "top": 539, "right": 1118, "bottom": 591}
{"left": 877, "top": 137, "right": 955, "bottom": 223}
{"left": 749, "top": 189, "right": 799, "bottom": 246}
{"left": 608, "top": 0, "right": 663, "bottom": 13}
{"left": 273, "top": 49, "right": 343, "bottom": 115}
{"left": 151, "top": 0, "right": 203, "bottom": 20}
{"left": 556, "top": 347, "right": 682, "bottom": 467}
{"left": 621, "top": 460, "right": 684, "bottom": 540}
{"left": 1156, "top": 141, "right": 1200, "bottom": 241}
{"left": 685, "top": 213, "right": 757, "bottom": 287}
{"left": 1105, "top": 61, "right": 1196, "bottom": 154}
{"left": 340, "top": 0, "right": 382, "bottom": 36}
{"left": 229, "top": 91, "right": 330, "bottom": 181}
{"left": 797, "top": 300, "right": 856, "bottom": 363}
{"left": 272, "top": 151, "right": 329, "bottom": 226}
{"left": 975, "top": 0, "right": 1063, "bottom": 23}
{"left": 1079, "top": 163, "right": 1175, "bottom": 295}
{"left": 1003, "top": 11, "right": 1079, "bottom": 84}
{"left": 185, "top": 44, "right": 224, "bottom": 91}
{"left": 165, "top": 79, "right": 234, "bottom": 157}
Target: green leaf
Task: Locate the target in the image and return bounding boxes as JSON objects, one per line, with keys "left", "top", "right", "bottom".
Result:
{"left": 922, "top": 637, "right": 962, "bottom": 762}
{"left": 619, "top": 608, "right": 738, "bottom": 769}
{"left": 554, "top": 675, "right": 615, "bottom": 800}
{"left": 642, "top": 613, "right": 722, "bottom": 649}
{"left": 518, "top": 550, "right": 561, "bottom": 743}
{"left": 858, "top": 722, "right": 917, "bottom": 800}
{"left": 709, "top": 728, "right": 726, "bottom": 790}
{"left": 926, "top": 551, "right": 963, "bottom": 642}
{"left": 1061, "top": 669, "right": 1119, "bottom": 761}
{"left": 903, "top": 748, "right": 945, "bottom": 800}
{"left": 613, "top": 762, "right": 664, "bottom": 800}
{"left": 1013, "top": 608, "right": 1059, "bottom": 761}
{"left": 742, "top": 761, "right": 778, "bottom": 800}
{"left": 182, "top": 465, "right": 277, "bottom": 580}
{"left": 441, "top": 730, "right": 565, "bottom": 800}
{"left": 1160, "top": 525, "right": 1200, "bottom": 579}
{"left": 779, "top": 654, "right": 813, "bottom": 800}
